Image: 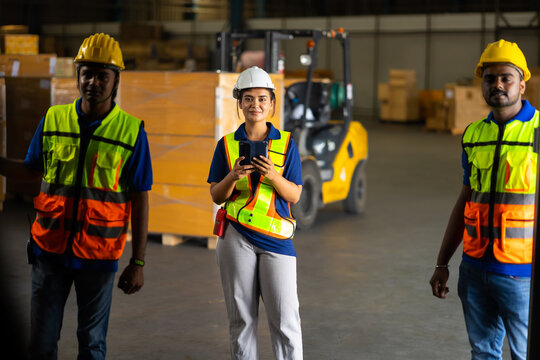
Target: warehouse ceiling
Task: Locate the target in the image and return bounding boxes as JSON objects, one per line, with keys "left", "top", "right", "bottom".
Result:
{"left": 0, "top": 0, "right": 538, "bottom": 28}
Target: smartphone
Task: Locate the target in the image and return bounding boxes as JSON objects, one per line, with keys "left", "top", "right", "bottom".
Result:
{"left": 239, "top": 140, "right": 268, "bottom": 165}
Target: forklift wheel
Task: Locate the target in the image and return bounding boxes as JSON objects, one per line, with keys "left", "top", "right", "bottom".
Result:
{"left": 343, "top": 161, "right": 366, "bottom": 214}
{"left": 292, "top": 161, "right": 321, "bottom": 230}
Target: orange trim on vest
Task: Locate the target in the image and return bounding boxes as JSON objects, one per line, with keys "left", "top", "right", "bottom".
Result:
{"left": 225, "top": 213, "right": 292, "bottom": 240}
{"left": 223, "top": 135, "right": 232, "bottom": 170}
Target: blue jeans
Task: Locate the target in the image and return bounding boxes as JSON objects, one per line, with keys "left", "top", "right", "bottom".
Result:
{"left": 30, "top": 256, "right": 115, "bottom": 360}
{"left": 458, "top": 260, "right": 530, "bottom": 360}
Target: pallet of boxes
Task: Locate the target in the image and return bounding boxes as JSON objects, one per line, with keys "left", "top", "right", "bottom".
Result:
{"left": 424, "top": 80, "right": 490, "bottom": 135}
{"left": 378, "top": 69, "right": 419, "bottom": 122}
{"left": 0, "top": 25, "right": 79, "bottom": 204}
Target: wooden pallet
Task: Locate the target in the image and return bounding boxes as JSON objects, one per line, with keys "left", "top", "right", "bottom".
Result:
{"left": 127, "top": 232, "right": 218, "bottom": 250}
{"left": 159, "top": 233, "right": 218, "bottom": 250}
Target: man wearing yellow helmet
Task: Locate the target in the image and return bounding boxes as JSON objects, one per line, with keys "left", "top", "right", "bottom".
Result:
{"left": 0, "top": 33, "right": 153, "bottom": 359}
{"left": 430, "top": 39, "right": 535, "bottom": 360}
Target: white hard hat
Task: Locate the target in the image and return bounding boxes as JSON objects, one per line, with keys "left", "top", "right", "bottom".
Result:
{"left": 233, "top": 66, "right": 276, "bottom": 99}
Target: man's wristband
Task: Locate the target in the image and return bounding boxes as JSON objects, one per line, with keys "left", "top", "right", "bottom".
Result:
{"left": 435, "top": 264, "right": 449, "bottom": 269}
{"left": 130, "top": 258, "right": 145, "bottom": 267}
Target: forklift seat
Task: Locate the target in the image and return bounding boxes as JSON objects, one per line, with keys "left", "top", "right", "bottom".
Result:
{"left": 285, "top": 82, "right": 331, "bottom": 129}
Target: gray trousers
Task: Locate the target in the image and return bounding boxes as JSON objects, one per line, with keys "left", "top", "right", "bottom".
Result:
{"left": 217, "top": 224, "right": 303, "bottom": 360}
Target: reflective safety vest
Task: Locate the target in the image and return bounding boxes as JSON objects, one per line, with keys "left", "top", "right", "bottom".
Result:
{"left": 31, "top": 99, "right": 142, "bottom": 260}
{"left": 223, "top": 131, "right": 296, "bottom": 239}
{"left": 462, "top": 110, "right": 539, "bottom": 264}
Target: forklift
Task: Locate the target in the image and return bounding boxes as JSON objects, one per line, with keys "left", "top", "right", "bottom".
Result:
{"left": 216, "top": 29, "right": 368, "bottom": 229}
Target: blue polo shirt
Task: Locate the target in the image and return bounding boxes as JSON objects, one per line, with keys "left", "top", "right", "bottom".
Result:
{"left": 461, "top": 100, "right": 535, "bottom": 277}
{"left": 25, "top": 98, "right": 153, "bottom": 272}
{"left": 207, "top": 122, "right": 302, "bottom": 256}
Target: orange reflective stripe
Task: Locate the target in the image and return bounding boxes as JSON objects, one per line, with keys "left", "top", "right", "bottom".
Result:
{"left": 223, "top": 135, "right": 233, "bottom": 171}
{"left": 266, "top": 190, "right": 278, "bottom": 217}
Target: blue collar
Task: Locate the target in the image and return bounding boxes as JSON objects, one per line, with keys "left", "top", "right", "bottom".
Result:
{"left": 76, "top": 98, "right": 116, "bottom": 127}
{"left": 484, "top": 100, "right": 536, "bottom": 124}
{"left": 234, "top": 122, "right": 281, "bottom": 141}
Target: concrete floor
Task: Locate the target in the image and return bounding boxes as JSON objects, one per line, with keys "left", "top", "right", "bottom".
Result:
{"left": 1, "top": 117, "right": 502, "bottom": 359}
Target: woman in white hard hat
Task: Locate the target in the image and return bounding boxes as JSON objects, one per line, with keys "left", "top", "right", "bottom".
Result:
{"left": 207, "top": 66, "right": 304, "bottom": 360}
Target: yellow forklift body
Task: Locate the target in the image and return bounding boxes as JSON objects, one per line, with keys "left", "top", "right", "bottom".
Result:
{"left": 322, "top": 121, "right": 368, "bottom": 204}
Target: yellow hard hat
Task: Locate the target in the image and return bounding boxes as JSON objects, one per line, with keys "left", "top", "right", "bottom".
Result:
{"left": 474, "top": 39, "right": 530, "bottom": 81}
{"left": 74, "top": 33, "right": 125, "bottom": 70}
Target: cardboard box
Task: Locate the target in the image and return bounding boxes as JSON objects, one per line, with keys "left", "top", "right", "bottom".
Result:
{"left": 379, "top": 69, "right": 419, "bottom": 121}
{"left": 524, "top": 68, "right": 540, "bottom": 109}
{"left": 0, "top": 54, "right": 56, "bottom": 77}
{"left": 379, "top": 82, "right": 419, "bottom": 122}
{"left": 389, "top": 95, "right": 419, "bottom": 122}
{"left": 3, "top": 77, "right": 50, "bottom": 198}
{"left": 54, "top": 57, "right": 75, "bottom": 78}
{"left": 389, "top": 69, "right": 416, "bottom": 88}
{"left": 425, "top": 99, "right": 449, "bottom": 131}
{"left": 51, "top": 78, "right": 78, "bottom": 105}
{"left": 378, "top": 82, "right": 390, "bottom": 101}
{"left": 445, "top": 83, "right": 490, "bottom": 132}
{"left": 419, "top": 89, "right": 445, "bottom": 120}
{"left": 3, "top": 34, "right": 38, "bottom": 55}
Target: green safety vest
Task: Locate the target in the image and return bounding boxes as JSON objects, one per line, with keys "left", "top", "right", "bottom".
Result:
{"left": 223, "top": 131, "right": 296, "bottom": 239}
{"left": 31, "top": 99, "right": 142, "bottom": 260}
{"left": 462, "top": 109, "right": 539, "bottom": 264}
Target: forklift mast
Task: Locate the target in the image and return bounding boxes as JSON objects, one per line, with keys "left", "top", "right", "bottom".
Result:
{"left": 215, "top": 29, "right": 353, "bottom": 128}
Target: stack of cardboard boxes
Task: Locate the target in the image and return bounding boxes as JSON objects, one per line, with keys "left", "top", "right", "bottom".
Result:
{"left": 419, "top": 89, "right": 445, "bottom": 130}
{"left": 423, "top": 81, "right": 490, "bottom": 134}
{"left": 378, "top": 69, "right": 420, "bottom": 122}
{"left": 0, "top": 25, "right": 78, "bottom": 202}
{"left": 0, "top": 25, "right": 57, "bottom": 78}
{"left": 120, "top": 23, "right": 210, "bottom": 71}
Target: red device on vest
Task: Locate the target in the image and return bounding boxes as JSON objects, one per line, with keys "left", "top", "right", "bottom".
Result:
{"left": 213, "top": 208, "right": 227, "bottom": 237}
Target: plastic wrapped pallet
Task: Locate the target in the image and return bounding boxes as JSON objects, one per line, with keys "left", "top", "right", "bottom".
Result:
{"left": 378, "top": 69, "right": 419, "bottom": 122}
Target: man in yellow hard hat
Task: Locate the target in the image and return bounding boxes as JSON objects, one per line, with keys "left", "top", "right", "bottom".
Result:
{"left": 0, "top": 33, "right": 153, "bottom": 359}
{"left": 430, "top": 39, "right": 535, "bottom": 360}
